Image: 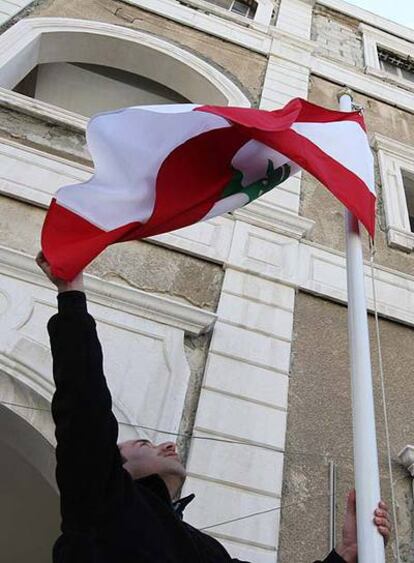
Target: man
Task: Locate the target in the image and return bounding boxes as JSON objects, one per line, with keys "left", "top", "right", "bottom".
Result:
{"left": 36, "top": 252, "right": 391, "bottom": 563}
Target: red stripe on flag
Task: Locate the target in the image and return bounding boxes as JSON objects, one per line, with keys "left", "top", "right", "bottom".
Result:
{"left": 295, "top": 99, "right": 367, "bottom": 132}
{"left": 42, "top": 199, "right": 140, "bottom": 280}
{"left": 254, "top": 128, "right": 375, "bottom": 236}
{"left": 199, "top": 98, "right": 366, "bottom": 133}
{"left": 118, "top": 126, "right": 249, "bottom": 239}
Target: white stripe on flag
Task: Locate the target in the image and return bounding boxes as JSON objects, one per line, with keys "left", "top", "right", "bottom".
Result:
{"left": 231, "top": 140, "right": 292, "bottom": 186}
{"left": 57, "top": 107, "right": 230, "bottom": 231}
{"left": 291, "top": 121, "right": 375, "bottom": 195}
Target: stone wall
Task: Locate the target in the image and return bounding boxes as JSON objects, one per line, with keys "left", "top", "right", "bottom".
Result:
{"left": 278, "top": 291, "right": 414, "bottom": 563}
{"left": 312, "top": 4, "right": 364, "bottom": 69}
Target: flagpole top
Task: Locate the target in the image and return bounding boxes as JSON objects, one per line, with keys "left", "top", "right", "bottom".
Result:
{"left": 337, "top": 87, "right": 354, "bottom": 102}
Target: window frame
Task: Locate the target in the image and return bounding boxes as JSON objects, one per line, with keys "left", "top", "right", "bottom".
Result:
{"left": 229, "top": 0, "right": 256, "bottom": 19}
{"left": 373, "top": 133, "right": 414, "bottom": 252}
{"left": 360, "top": 23, "right": 414, "bottom": 91}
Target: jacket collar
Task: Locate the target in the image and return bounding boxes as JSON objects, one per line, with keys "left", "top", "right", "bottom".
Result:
{"left": 172, "top": 494, "right": 196, "bottom": 520}
{"left": 134, "top": 474, "right": 195, "bottom": 519}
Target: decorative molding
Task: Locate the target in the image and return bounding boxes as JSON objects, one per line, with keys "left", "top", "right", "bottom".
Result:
{"left": 0, "top": 245, "right": 217, "bottom": 335}
{"left": 152, "top": 216, "right": 235, "bottom": 263}
{"left": 233, "top": 199, "right": 315, "bottom": 239}
{"left": 311, "top": 56, "right": 414, "bottom": 114}
{"left": 297, "top": 240, "right": 414, "bottom": 326}
{"left": 0, "top": 137, "right": 91, "bottom": 207}
{"left": 0, "top": 87, "right": 88, "bottom": 131}
{"left": 372, "top": 133, "right": 414, "bottom": 162}
{"left": 372, "top": 133, "right": 414, "bottom": 252}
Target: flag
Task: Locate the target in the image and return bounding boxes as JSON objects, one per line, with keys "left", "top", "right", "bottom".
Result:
{"left": 42, "top": 98, "right": 375, "bottom": 281}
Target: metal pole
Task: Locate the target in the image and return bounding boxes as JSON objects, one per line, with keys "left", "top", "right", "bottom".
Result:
{"left": 338, "top": 88, "right": 385, "bottom": 563}
{"left": 329, "top": 461, "right": 337, "bottom": 552}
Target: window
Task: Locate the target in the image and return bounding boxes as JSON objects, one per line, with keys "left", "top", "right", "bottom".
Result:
{"left": 201, "top": 0, "right": 257, "bottom": 19}
{"left": 360, "top": 24, "right": 414, "bottom": 90}
{"left": 378, "top": 49, "right": 414, "bottom": 84}
{"left": 402, "top": 171, "right": 414, "bottom": 232}
{"left": 373, "top": 133, "right": 414, "bottom": 252}
{"left": 230, "top": 0, "right": 255, "bottom": 19}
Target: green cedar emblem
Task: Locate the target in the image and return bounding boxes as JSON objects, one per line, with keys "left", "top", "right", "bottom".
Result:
{"left": 221, "top": 160, "right": 291, "bottom": 204}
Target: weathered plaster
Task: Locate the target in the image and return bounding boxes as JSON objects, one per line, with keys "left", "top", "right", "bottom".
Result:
{"left": 312, "top": 5, "right": 364, "bottom": 69}
{"left": 0, "top": 107, "right": 89, "bottom": 163}
{"left": 278, "top": 292, "right": 414, "bottom": 563}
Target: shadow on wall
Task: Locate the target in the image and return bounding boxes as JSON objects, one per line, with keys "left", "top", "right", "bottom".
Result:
{"left": 0, "top": 405, "right": 60, "bottom": 562}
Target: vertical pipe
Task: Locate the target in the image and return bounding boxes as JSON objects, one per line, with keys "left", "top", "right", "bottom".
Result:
{"left": 339, "top": 89, "right": 385, "bottom": 563}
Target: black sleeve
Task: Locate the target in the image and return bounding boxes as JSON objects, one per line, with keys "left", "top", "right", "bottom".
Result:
{"left": 313, "top": 550, "right": 345, "bottom": 563}
{"left": 48, "top": 291, "right": 126, "bottom": 533}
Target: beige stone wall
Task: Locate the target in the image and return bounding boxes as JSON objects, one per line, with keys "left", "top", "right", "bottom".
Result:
{"left": 0, "top": 107, "right": 89, "bottom": 164}
{"left": 312, "top": 5, "right": 364, "bottom": 69}
{"left": 303, "top": 75, "right": 414, "bottom": 276}
{"left": 28, "top": 0, "right": 267, "bottom": 105}
{"left": 278, "top": 291, "right": 414, "bottom": 563}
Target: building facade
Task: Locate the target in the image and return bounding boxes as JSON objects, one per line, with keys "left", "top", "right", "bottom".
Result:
{"left": 0, "top": 0, "right": 413, "bottom": 561}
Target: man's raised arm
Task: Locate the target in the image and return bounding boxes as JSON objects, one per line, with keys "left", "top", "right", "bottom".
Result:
{"left": 37, "top": 253, "right": 126, "bottom": 536}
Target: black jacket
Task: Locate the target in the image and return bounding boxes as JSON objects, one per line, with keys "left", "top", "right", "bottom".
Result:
{"left": 49, "top": 291, "right": 344, "bottom": 563}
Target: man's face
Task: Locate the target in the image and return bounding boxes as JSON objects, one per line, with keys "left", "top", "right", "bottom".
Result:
{"left": 118, "top": 439, "right": 186, "bottom": 482}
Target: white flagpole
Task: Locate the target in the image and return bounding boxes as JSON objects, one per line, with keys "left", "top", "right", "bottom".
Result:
{"left": 338, "top": 88, "right": 385, "bottom": 563}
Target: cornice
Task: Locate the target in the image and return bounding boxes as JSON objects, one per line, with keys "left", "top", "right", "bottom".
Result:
{"left": 0, "top": 246, "right": 217, "bottom": 335}
{"left": 0, "top": 88, "right": 88, "bottom": 131}
{"left": 234, "top": 201, "right": 315, "bottom": 240}
{"left": 371, "top": 133, "right": 414, "bottom": 161}
{"left": 311, "top": 56, "right": 414, "bottom": 114}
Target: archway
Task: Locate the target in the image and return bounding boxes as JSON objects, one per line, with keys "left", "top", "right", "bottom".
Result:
{"left": 0, "top": 17, "right": 251, "bottom": 115}
{"left": 0, "top": 404, "right": 60, "bottom": 562}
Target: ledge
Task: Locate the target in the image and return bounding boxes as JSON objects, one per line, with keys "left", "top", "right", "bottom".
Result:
{"left": 233, "top": 202, "right": 315, "bottom": 240}
{"left": 0, "top": 88, "right": 88, "bottom": 132}
{"left": 372, "top": 133, "right": 414, "bottom": 161}
{"left": 386, "top": 227, "right": 414, "bottom": 253}
{"left": 398, "top": 445, "right": 414, "bottom": 477}
{"left": 0, "top": 245, "right": 217, "bottom": 335}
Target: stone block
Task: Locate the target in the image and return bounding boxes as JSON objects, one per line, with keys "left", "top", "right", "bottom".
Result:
{"left": 203, "top": 353, "right": 289, "bottom": 409}
{"left": 209, "top": 322, "right": 291, "bottom": 374}
{"left": 193, "top": 387, "right": 287, "bottom": 448}
{"left": 217, "top": 293, "right": 293, "bottom": 340}
{"left": 222, "top": 269, "right": 295, "bottom": 311}
{"left": 187, "top": 428, "right": 284, "bottom": 495}
{"left": 183, "top": 476, "right": 280, "bottom": 547}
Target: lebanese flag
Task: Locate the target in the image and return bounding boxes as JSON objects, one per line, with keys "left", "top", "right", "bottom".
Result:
{"left": 42, "top": 98, "right": 375, "bottom": 280}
